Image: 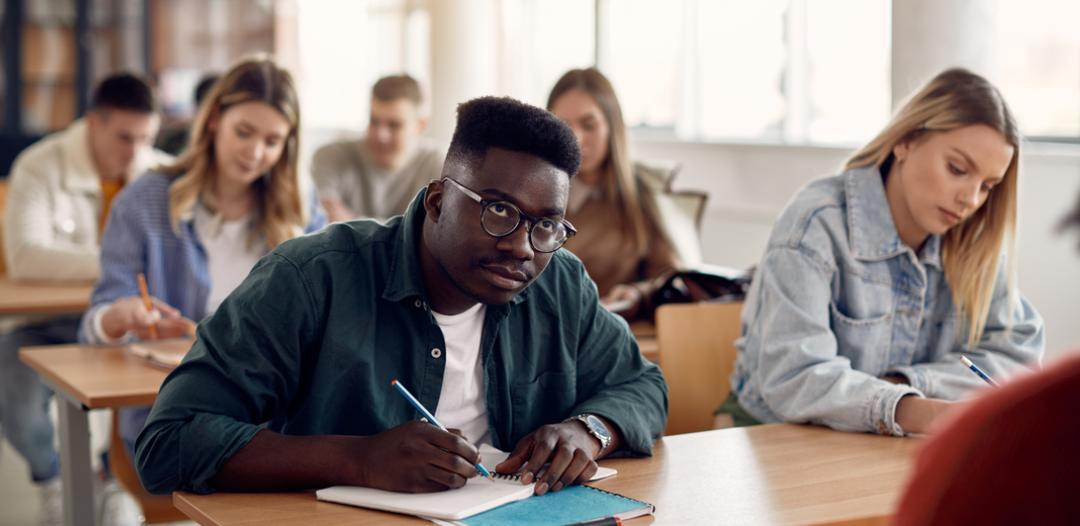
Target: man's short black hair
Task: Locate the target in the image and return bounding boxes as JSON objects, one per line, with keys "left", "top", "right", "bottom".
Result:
{"left": 90, "top": 73, "right": 157, "bottom": 114}
{"left": 447, "top": 96, "right": 580, "bottom": 177}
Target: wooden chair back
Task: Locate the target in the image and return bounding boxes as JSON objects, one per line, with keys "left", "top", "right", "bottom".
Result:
{"left": 656, "top": 301, "right": 743, "bottom": 435}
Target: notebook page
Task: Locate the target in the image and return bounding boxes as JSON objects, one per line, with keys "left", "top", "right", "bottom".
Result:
{"left": 126, "top": 337, "right": 195, "bottom": 368}
{"left": 317, "top": 475, "right": 535, "bottom": 521}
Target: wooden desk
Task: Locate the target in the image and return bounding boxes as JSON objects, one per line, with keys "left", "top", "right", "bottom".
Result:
{"left": 0, "top": 274, "right": 93, "bottom": 315}
{"left": 174, "top": 424, "right": 919, "bottom": 525}
{"left": 13, "top": 330, "right": 662, "bottom": 526}
{"left": 630, "top": 320, "right": 658, "bottom": 362}
{"left": 20, "top": 345, "right": 168, "bottom": 526}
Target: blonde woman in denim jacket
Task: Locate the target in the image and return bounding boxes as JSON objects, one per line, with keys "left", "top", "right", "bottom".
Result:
{"left": 727, "top": 69, "right": 1044, "bottom": 436}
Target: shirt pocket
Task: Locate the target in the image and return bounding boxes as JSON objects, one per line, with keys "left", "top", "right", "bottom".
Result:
{"left": 510, "top": 371, "right": 576, "bottom": 439}
{"left": 829, "top": 303, "right": 893, "bottom": 374}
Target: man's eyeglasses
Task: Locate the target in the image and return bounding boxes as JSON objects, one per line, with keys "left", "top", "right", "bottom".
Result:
{"left": 442, "top": 177, "right": 576, "bottom": 253}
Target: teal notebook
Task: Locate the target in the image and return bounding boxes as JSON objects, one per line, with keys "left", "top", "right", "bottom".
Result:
{"left": 455, "top": 484, "right": 654, "bottom": 526}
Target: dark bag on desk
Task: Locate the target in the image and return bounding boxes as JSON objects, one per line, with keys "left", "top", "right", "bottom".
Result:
{"left": 650, "top": 265, "right": 752, "bottom": 308}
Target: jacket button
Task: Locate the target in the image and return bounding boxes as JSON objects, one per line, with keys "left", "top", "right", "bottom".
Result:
{"left": 431, "top": 348, "right": 442, "bottom": 359}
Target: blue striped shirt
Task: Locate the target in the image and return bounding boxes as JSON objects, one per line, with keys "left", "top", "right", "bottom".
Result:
{"left": 78, "top": 171, "right": 326, "bottom": 442}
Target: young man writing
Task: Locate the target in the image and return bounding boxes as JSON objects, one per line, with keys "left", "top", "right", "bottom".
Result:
{"left": 136, "top": 96, "right": 667, "bottom": 496}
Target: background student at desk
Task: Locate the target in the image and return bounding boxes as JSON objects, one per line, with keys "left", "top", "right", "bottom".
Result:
{"left": 134, "top": 96, "right": 666, "bottom": 497}
{"left": 725, "top": 68, "right": 1044, "bottom": 436}
{"left": 1, "top": 73, "right": 169, "bottom": 523}
{"left": 547, "top": 69, "right": 687, "bottom": 319}
{"left": 78, "top": 55, "right": 325, "bottom": 456}
{"left": 311, "top": 74, "right": 444, "bottom": 223}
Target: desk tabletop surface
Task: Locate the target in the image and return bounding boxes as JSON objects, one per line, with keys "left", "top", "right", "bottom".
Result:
{"left": 19, "top": 344, "right": 167, "bottom": 408}
{"left": 0, "top": 274, "right": 93, "bottom": 315}
{"left": 174, "top": 423, "right": 918, "bottom": 525}
{"left": 15, "top": 324, "right": 660, "bottom": 409}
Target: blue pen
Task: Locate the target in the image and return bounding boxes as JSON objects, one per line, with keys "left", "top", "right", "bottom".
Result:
{"left": 960, "top": 356, "right": 999, "bottom": 387}
{"left": 391, "top": 379, "right": 493, "bottom": 478}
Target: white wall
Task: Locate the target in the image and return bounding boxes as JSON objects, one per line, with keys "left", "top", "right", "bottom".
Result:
{"left": 636, "top": 138, "right": 1080, "bottom": 361}
{"left": 891, "top": 0, "right": 1000, "bottom": 108}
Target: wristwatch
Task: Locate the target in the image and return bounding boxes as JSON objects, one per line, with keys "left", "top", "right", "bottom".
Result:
{"left": 566, "top": 414, "right": 612, "bottom": 453}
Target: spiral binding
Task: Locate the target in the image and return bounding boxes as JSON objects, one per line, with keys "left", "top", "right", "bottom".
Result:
{"left": 490, "top": 472, "right": 524, "bottom": 483}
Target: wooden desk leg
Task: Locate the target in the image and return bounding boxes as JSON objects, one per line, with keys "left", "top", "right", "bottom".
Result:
{"left": 57, "top": 400, "right": 95, "bottom": 526}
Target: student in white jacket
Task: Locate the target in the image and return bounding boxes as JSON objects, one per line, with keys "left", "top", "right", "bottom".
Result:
{"left": 0, "top": 73, "right": 170, "bottom": 525}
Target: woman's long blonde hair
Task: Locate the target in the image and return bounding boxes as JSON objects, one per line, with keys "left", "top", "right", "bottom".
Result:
{"left": 162, "top": 55, "right": 304, "bottom": 249}
{"left": 846, "top": 68, "right": 1020, "bottom": 350}
{"left": 547, "top": 68, "right": 650, "bottom": 256}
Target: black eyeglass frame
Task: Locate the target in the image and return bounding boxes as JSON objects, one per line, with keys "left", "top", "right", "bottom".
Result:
{"left": 441, "top": 176, "right": 577, "bottom": 253}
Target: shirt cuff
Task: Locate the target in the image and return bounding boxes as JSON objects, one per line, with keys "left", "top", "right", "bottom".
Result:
{"left": 887, "top": 365, "right": 932, "bottom": 396}
{"left": 91, "top": 304, "right": 125, "bottom": 344}
{"left": 871, "top": 383, "right": 923, "bottom": 436}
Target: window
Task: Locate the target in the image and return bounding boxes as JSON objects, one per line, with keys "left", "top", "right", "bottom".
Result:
{"left": 502, "top": 0, "right": 892, "bottom": 144}
{"left": 802, "top": 0, "right": 891, "bottom": 143}
{"left": 598, "top": 0, "right": 891, "bottom": 144}
{"left": 684, "top": 0, "right": 788, "bottom": 140}
{"left": 597, "top": 0, "right": 684, "bottom": 132}
{"left": 497, "top": 0, "right": 595, "bottom": 107}
{"left": 296, "top": 0, "right": 431, "bottom": 130}
{"left": 994, "top": 0, "right": 1080, "bottom": 139}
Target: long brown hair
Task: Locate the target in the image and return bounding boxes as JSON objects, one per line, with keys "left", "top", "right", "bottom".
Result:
{"left": 846, "top": 68, "right": 1021, "bottom": 349}
{"left": 162, "top": 55, "right": 305, "bottom": 249}
{"left": 547, "top": 68, "right": 649, "bottom": 255}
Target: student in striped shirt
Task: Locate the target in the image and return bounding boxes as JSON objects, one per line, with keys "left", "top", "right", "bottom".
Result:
{"left": 78, "top": 55, "right": 326, "bottom": 456}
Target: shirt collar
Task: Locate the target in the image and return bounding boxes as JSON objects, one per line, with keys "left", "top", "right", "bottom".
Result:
{"left": 381, "top": 188, "right": 528, "bottom": 306}
{"left": 844, "top": 166, "right": 942, "bottom": 268}
{"left": 61, "top": 118, "right": 166, "bottom": 193}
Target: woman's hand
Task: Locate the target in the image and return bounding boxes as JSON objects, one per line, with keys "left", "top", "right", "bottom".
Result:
{"left": 895, "top": 395, "right": 959, "bottom": 435}
{"left": 101, "top": 296, "right": 197, "bottom": 340}
{"left": 601, "top": 284, "right": 644, "bottom": 318}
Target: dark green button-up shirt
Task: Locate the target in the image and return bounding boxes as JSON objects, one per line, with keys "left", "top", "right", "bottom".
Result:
{"left": 135, "top": 190, "right": 668, "bottom": 494}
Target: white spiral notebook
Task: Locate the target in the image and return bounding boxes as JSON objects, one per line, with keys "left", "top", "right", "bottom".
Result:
{"left": 316, "top": 445, "right": 617, "bottom": 521}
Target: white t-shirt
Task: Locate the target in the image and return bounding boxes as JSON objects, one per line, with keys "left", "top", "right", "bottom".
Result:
{"left": 91, "top": 205, "right": 263, "bottom": 343}
{"left": 194, "top": 206, "right": 264, "bottom": 314}
{"left": 431, "top": 302, "right": 490, "bottom": 446}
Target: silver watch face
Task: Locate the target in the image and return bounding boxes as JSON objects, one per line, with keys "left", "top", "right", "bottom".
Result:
{"left": 584, "top": 414, "right": 611, "bottom": 440}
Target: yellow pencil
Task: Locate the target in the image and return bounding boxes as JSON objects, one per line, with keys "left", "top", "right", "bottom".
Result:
{"left": 137, "top": 273, "right": 158, "bottom": 340}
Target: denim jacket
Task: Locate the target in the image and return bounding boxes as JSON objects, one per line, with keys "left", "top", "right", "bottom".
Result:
{"left": 731, "top": 167, "right": 1044, "bottom": 436}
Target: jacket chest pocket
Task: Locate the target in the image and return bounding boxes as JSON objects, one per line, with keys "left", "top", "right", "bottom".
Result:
{"left": 510, "top": 371, "right": 575, "bottom": 440}
{"left": 54, "top": 196, "right": 95, "bottom": 244}
{"left": 829, "top": 303, "right": 893, "bottom": 374}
